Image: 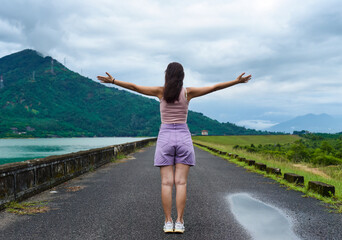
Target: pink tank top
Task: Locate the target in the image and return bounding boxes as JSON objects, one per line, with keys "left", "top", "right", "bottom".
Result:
{"left": 160, "top": 87, "right": 189, "bottom": 124}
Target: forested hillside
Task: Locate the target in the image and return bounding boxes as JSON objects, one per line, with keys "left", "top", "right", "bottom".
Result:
{"left": 0, "top": 49, "right": 271, "bottom": 137}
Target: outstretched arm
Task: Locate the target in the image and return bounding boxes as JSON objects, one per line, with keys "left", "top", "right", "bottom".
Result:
{"left": 97, "top": 72, "right": 163, "bottom": 98}
{"left": 187, "top": 72, "right": 251, "bottom": 101}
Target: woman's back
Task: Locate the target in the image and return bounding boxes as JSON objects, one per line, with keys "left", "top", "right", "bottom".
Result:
{"left": 160, "top": 87, "right": 189, "bottom": 124}
{"left": 97, "top": 63, "right": 251, "bottom": 234}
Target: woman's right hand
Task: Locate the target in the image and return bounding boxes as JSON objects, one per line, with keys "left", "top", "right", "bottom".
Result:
{"left": 236, "top": 72, "right": 252, "bottom": 83}
{"left": 97, "top": 72, "right": 115, "bottom": 84}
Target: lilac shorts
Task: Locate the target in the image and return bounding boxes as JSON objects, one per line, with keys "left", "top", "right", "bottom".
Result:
{"left": 154, "top": 123, "right": 196, "bottom": 167}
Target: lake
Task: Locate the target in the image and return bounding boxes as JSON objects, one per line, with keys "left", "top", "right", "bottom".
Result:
{"left": 0, "top": 137, "right": 153, "bottom": 165}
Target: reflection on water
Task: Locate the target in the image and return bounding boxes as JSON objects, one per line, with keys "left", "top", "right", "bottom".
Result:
{"left": 0, "top": 137, "right": 151, "bottom": 165}
{"left": 228, "top": 193, "right": 300, "bottom": 240}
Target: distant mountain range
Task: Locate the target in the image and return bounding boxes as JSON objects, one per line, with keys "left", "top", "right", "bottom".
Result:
{"left": 0, "top": 49, "right": 271, "bottom": 137}
{"left": 267, "top": 113, "right": 342, "bottom": 134}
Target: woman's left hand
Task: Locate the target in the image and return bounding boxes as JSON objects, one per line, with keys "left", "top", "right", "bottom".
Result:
{"left": 97, "top": 72, "right": 115, "bottom": 84}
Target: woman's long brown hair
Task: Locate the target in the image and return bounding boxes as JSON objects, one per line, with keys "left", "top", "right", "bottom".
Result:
{"left": 163, "top": 62, "right": 184, "bottom": 103}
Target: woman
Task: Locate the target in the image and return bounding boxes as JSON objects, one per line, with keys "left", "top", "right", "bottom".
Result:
{"left": 97, "top": 63, "right": 251, "bottom": 233}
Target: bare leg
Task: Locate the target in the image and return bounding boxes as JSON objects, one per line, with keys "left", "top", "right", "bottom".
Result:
{"left": 174, "top": 163, "right": 190, "bottom": 223}
{"left": 160, "top": 165, "right": 174, "bottom": 222}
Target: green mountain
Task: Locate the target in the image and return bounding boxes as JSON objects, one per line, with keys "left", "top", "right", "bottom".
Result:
{"left": 0, "top": 49, "right": 267, "bottom": 137}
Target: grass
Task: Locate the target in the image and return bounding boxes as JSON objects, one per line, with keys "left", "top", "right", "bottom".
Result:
{"left": 145, "top": 141, "right": 156, "bottom": 148}
{"left": 110, "top": 153, "right": 128, "bottom": 164}
{"left": 193, "top": 135, "right": 301, "bottom": 146}
{"left": 110, "top": 141, "right": 156, "bottom": 163}
{"left": 5, "top": 200, "right": 49, "bottom": 215}
{"left": 192, "top": 136, "right": 342, "bottom": 213}
{"left": 117, "top": 153, "right": 127, "bottom": 160}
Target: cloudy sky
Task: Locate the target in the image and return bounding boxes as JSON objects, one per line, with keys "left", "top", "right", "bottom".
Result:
{"left": 1, "top": 0, "right": 341, "bottom": 129}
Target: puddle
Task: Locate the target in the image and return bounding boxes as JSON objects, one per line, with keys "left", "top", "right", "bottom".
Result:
{"left": 228, "top": 193, "right": 300, "bottom": 240}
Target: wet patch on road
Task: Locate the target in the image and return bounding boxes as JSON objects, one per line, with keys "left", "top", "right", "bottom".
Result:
{"left": 228, "top": 193, "right": 301, "bottom": 240}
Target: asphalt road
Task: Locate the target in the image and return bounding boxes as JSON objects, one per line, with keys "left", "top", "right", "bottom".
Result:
{"left": 1, "top": 144, "right": 341, "bottom": 240}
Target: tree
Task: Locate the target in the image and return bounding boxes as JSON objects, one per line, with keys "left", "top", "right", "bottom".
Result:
{"left": 320, "top": 141, "right": 333, "bottom": 154}
{"left": 287, "top": 140, "right": 310, "bottom": 162}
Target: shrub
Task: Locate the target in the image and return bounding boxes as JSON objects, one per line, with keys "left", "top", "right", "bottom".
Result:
{"left": 311, "top": 154, "right": 342, "bottom": 166}
{"left": 287, "top": 141, "right": 310, "bottom": 162}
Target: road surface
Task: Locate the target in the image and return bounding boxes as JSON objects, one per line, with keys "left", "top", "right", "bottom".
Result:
{"left": 1, "top": 144, "right": 341, "bottom": 240}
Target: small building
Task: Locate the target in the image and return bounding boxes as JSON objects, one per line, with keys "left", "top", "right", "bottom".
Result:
{"left": 26, "top": 126, "right": 35, "bottom": 132}
{"left": 201, "top": 130, "right": 208, "bottom": 136}
{"left": 10, "top": 127, "right": 18, "bottom": 134}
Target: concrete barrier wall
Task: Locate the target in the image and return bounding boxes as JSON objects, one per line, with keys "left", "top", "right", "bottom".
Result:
{"left": 0, "top": 138, "right": 157, "bottom": 210}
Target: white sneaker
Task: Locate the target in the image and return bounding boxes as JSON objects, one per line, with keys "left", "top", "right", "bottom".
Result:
{"left": 163, "top": 221, "right": 174, "bottom": 233}
{"left": 174, "top": 221, "right": 185, "bottom": 233}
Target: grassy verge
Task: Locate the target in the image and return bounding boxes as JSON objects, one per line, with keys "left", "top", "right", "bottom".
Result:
{"left": 193, "top": 135, "right": 301, "bottom": 146}
{"left": 5, "top": 200, "right": 49, "bottom": 215}
{"left": 111, "top": 140, "right": 156, "bottom": 163}
{"left": 110, "top": 153, "right": 127, "bottom": 163}
{"left": 145, "top": 140, "right": 156, "bottom": 148}
{"left": 193, "top": 140, "right": 342, "bottom": 213}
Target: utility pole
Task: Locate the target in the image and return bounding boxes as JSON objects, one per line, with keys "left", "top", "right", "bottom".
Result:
{"left": 0, "top": 75, "right": 4, "bottom": 89}
{"left": 32, "top": 71, "right": 35, "bottom": 82}
{"left": 51, "top": 59, "right": 54, "bottom": 74}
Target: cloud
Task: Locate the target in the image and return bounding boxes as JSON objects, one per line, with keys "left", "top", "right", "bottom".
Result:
{"left": 236, "top": 120, "right": 278, "bottom": 130}
{"left": 0, "top": 0, "right": 342, "bottom": 126}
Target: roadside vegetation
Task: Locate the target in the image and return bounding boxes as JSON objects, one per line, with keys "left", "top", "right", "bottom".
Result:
{"left": 192, "top": 133, "right": 342, "bottom": 212}
{"left": 233, "top": 133, "right": 342, "bottom": 166}
{"left": 5, "top": 200, "right": 49, "bottom": 215}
